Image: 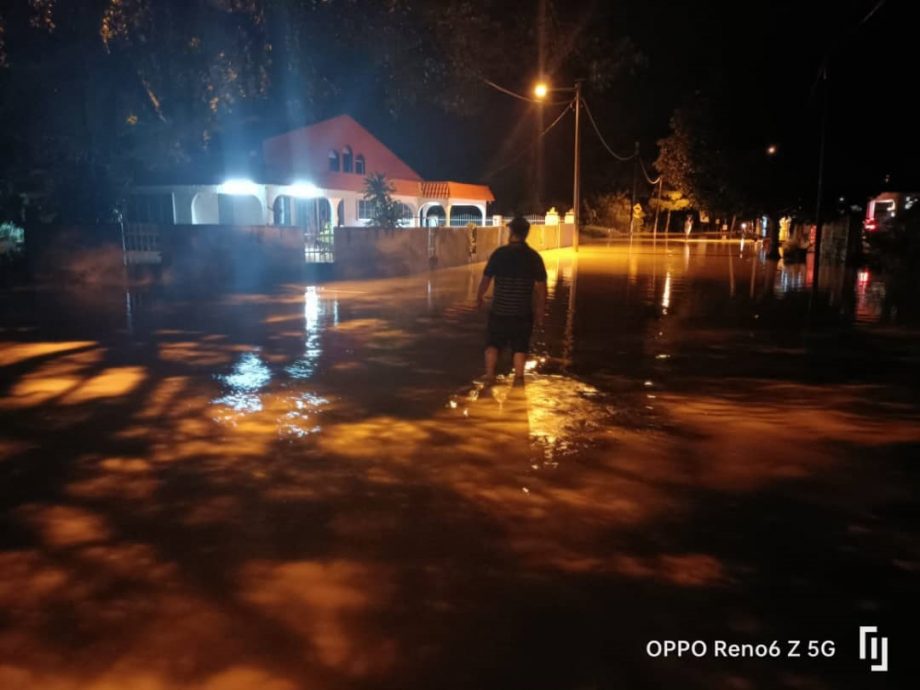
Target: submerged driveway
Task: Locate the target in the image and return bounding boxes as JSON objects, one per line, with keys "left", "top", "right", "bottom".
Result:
{"left": 1, "top": 242, "right": 918, "bottom": 689}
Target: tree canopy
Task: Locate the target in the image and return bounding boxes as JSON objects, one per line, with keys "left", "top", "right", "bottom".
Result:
{"left": 0, "top": 0, "right": 650, "bottom": 222}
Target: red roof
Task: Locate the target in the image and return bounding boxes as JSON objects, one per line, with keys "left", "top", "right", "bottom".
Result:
{"left": 263, "top": 115, "right": 494, "bottom": 202}
{"left": 263, "top": 114, "right": 422, "bottom": 181}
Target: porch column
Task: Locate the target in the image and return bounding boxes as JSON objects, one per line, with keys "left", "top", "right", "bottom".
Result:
{"left": 328, "top": 197, "right": 343, "bottom": 227}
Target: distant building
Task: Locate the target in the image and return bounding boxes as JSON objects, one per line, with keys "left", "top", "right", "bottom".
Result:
{"left": 128, "top": 115, "right": 494, "bottom": 229}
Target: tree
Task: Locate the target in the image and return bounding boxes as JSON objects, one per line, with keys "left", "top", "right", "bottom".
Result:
{"left": 583, "top": 192, "right": 632, "bottom": 231}
{"left": 649, "top": 188, "right": 690, "bottom": 233}
{"left": 362, "top": 173, "right": 404, "bottom": 229}
{"left": 654, "top": 97, "right": 754, "bottom": 223}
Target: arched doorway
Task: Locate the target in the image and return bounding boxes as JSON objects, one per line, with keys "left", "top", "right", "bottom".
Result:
{"left": 217, "top": 194, "right": 263, "bottom": 225}
{"left": 191, "top": 192, "right": 219, "bottom": 225}
{"left": 420, "top": 203, "right": 445, "bottom": 227}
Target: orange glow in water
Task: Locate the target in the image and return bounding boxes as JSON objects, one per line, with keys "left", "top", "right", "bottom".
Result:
{"left": 0, "top": 243, "right": 917, "bottom": 688}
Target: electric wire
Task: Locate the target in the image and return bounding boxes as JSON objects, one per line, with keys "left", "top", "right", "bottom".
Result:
{"left": 580, "top": 98, "right": 636, "bottom": 162}
{"left": 485, "top": 102, "right": 574, "bottom": 178}
{"left": 638, "top": 156, "right": 661, "bottom": 185}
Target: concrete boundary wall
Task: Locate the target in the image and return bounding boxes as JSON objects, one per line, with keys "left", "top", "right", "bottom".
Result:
{"left": 26, "top": 222, "right": 575, "bottom": 286}
{"left": 333, "top": 224, "right": 574, "bottom": 280}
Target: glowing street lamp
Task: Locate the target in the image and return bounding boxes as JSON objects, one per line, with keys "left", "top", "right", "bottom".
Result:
{"left": 533, "top": 82, "right": 549, "bottom": 99}
{"left": 766, "top": 144, "right": 778, "bottom": 156}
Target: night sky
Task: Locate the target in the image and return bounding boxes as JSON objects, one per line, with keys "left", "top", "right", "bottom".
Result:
{"left": 372, "top": 0, "right": 914, "bottom": 211}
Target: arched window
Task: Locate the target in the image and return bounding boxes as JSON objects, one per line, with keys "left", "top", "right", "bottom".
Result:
{"left": 328, "top": 150, "right": 340, "bottom": 172}
{"left": 342, "top": 146, "right": 353, "bottom": 173}
{"left": 355, "top": 154, "right": 365, "bottom": 175}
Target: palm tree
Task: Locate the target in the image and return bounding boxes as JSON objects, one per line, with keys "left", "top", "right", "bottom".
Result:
{"left": 362, "top": 173, "right": 402, "bottom": 229}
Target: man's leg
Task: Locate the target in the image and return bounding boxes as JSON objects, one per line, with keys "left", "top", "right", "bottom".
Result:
{"left": 510, "top": 317, "right": 533, "bottom": 384}
{"left": 484, "top": 346, "right": 499, "bottom": 383}
{"left": 512, "top": 351, "right": 526, "bottom": 381}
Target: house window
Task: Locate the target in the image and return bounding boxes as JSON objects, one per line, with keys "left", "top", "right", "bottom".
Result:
{"left": 127, "top": 194, "right": 175, "bottom": 224}
{"left": 357, "top": 199, "right": 373, "bottom": 220}
{"left": 342, "top": 146, "right": 353, "bottom": 173}
{"left": 328, "top": 150, "right": 340, "bottom": 172}
{"left": 355, "top": 155, "right": 365, "bottom": 175}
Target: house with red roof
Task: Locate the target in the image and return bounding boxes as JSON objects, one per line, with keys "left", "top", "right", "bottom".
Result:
{"left": 129, "top": 115, "right": 494, "bottom": 230}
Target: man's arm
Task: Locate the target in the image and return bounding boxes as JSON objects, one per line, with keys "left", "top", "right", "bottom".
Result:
{"left": 533, "top": 281, "right": 547, "bottom": 327}
{"left": 532, "top": 253, "right": 548, "bottom": 326}
{"left": 476, "top": 275, "right": 493, "bottom": 309}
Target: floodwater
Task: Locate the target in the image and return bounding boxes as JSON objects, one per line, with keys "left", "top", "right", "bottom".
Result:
{"left": 1, "top": 241, "right": 918, "bottom": 689}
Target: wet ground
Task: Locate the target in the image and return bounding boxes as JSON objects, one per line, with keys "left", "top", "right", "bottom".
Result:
{"left": 1, "top": 240, "right": 918, "bottom": 689}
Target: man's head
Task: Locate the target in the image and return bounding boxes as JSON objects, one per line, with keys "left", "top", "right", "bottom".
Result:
{"left": 507, "top": 216, "right": 530, "bottom": 241}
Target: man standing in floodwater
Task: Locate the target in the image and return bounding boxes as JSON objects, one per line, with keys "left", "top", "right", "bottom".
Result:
{"left": 475, "top": 216, "right": 548, "bottom": 386}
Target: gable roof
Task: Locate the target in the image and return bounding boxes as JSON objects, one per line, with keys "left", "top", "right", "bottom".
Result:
{"left": 262, "top": 114, "right": 422, "bottom": 183}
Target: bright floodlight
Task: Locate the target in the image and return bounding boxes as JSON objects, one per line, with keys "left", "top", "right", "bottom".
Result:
{"left": 218, "top": 179, "right": 260, "bottom": 195}
{"left": 289, "top": 182, "right": 321, "bottom": 198}
{"left": 534, "top": 82, "right": 548, "bottom": 99}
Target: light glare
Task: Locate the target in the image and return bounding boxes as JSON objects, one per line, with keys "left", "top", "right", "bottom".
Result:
{"left": 218, "top": 179, "right": 260, "bottom": 196}
{"left": 289, "top": 182, "right": 321, "bottom": 198}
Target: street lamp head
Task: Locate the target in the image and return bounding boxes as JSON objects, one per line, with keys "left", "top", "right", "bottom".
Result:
{"left": 533, "top": 82, "right": 548, "bottom": 99}
{"left": 766, "top": 144, "right": 778, "bottom": 156}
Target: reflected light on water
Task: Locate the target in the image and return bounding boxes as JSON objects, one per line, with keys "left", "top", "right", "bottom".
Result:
{"left": 280, "top": 392, "right": 330, "bottom": 438}
{"left": 661, "top": 271, "right": 672, "bottom": 313}
{"left": 286, "top": 286, "right": 332, "bottom": 379}
{"left": 525, "top": 375, "right": 611, "bottom": 467}
{"left": 855, "top": 268, "right": 886, "bottom": 323}
{"left": 3, "top": 243, "right": 919, "bottom": 688}
{"left": 213, "top": 351, "right": 271, "bottom": 413}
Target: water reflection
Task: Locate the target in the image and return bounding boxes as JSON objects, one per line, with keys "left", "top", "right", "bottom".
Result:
{"left": 212, "top": 287, "right": 336, "bottom": 435}
{"left": 2, "top": 242, "right": 919, "bottom": 689}
{"left": 286, "top": 286, "right": 330, "bottom": 380}
{"left": 661, "top": 271, "right": 672, "bottom": 314}
{"left": 855, "top": 268, "right": 887, "bottom": 323}
{"left": 213, "top": 351, "right": 271, "bottom": 413}
{"left": 446, "top": 368, "right": 619, "bottom": 470}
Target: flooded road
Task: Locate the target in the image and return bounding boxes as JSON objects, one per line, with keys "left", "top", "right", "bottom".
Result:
{"left": 1, "top": 241, "right": 918, "bottom": 689}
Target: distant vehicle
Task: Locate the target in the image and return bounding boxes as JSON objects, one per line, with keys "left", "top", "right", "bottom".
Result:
{"left": 863, "top": 191, "right": 918, "bottom": 234}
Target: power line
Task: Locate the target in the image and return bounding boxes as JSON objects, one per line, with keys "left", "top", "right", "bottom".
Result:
{"left": 485, "top": 102, "right": 574, "bottom": 178}
{"left": 580, "top": 98, "right": 636, "bottom": 162}
{"left": 638, "top": 156, "right": 661, "bottom": 185}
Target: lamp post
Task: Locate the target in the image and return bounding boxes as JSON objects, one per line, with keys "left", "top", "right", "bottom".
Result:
{"left": 765, "top": 144, "right": 781, "bottom": 260}
{"left": 534, "top": 79, "right": 582, "bottom": 251}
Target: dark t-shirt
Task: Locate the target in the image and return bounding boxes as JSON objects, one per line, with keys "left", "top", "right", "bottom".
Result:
{"left": 484, "top": 242, "right": 547, "bottom": 317}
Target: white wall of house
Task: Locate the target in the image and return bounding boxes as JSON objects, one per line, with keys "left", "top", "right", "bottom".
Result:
{"left": 130, "top": 184, "right": 489, "bottom": 228}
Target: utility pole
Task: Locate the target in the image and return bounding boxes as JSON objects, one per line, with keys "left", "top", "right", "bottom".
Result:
{"left": 812, "top": 65, "right": 829, "bottom": 288}
{"left": 573, "top": 80, "right": 582, "bottom": 252}
{"left": 653, "top": 177, "right": 664, "bottom": 239}
{"left": 628, "top": 140, "right": 639, "bottom": 234}
{"left": 534, "top": 77, "right": 583, "bottom": 251}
